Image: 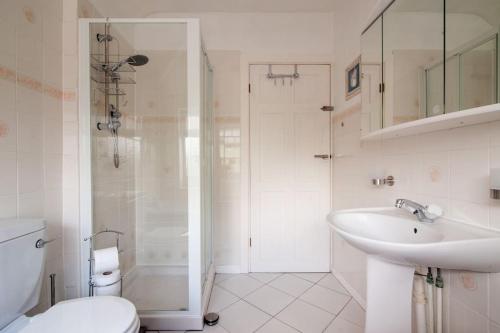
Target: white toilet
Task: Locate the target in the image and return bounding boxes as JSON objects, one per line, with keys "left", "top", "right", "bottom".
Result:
{"left": 0, "top": 219, "right": 140, "bottom": 333}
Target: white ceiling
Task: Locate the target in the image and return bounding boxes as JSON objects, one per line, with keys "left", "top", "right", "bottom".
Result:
{"left": 88, "top": 0, "right": 336, "bottom": 16}
{"left": 385, "top": 0, "right": 500, "bottom": 26}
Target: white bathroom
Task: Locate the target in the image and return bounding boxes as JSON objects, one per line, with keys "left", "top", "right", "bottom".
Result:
{"left": 1, "top": 0, "right": 500, "bottom": 332}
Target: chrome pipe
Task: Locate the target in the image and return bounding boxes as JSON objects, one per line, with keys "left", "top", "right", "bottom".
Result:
{"left": 49, "top": 273, "right": 56, "bottom": 307}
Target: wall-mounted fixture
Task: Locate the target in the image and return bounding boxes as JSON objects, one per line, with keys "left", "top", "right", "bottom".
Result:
{"left": 93, "top": 24, "right": 149, "bottom": 168}
{"left": 372, "top": 175, "right": 394, "bottom": 186}
{"left": 267, "top": 64, "right": 300, "bottom": 86}
{"left": 490, "top": 168, "right": 500, "bottom": 199}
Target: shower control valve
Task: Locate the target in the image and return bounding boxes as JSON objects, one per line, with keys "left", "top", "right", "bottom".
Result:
{"left": 110, "top": 111, "right": 122, "bottom": 119}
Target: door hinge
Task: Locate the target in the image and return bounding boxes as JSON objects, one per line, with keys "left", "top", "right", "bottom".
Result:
{"left": 248, "top": 84, "right": 251, "bottom": 93}
{"left": 379, "top": 83, "right": 385, "bottom": 93}
{"left": 249, "top": 237, "right": 252, "bottom": 247}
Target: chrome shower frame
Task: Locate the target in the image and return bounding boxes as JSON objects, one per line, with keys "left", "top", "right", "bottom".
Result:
{"left": 79, "top": 18, "right": 214, "bottom": 331}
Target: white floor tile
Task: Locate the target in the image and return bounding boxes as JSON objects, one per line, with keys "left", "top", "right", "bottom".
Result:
{"left": 218, "top": 300, "right": 271, "bottom": 333}
{"left": 244, "top": 285, "right": 295, "bottom": 316}
{"left": 318, "top": 274, "right": 350, "bottom": 295}
{"left": 269, "top": 274, "right": 314, "bottom": 297}
{"left": 255, "top": 318, "right": 299, "bottom": 333}
{"left": 199, "top": 325, "right": 230, "bottom": 333}
{"left": 276, "top": 299, "right": 335, "bottom": 333}
{"left": 217, "top": 275, "right": 263, "bottom": 297}
{"left": 293, "top": 272, "right": 327, "bottom": 283}
{"left": 185, "top": 325, "right": 230, "bottom": 332}
{"left": 338, "top": 299, "right": 365, "bottom": 328}
{"left": 208, "top": 285, "right": 240, "bottom": 313}
{"left": 300, "top": 285, "right": 351, "bottom": 315}
{"left": 324, "top": 317, "right": 364, "bottom": 333}
{"left": 215, "top": 274, "right": 237, "bottom": 284}
{"left": 249, "top": 272, "right": 282, "bottom": 284}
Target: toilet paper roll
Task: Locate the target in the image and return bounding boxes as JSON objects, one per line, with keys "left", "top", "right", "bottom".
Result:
{"left": 93, "top": 246, "right": 119, "bottom": 274}
{"left": 92, "top": 269, "right": 121, "bottom": 296}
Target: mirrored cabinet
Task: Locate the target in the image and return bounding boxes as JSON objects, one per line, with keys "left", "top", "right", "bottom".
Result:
{"left": 360, "top": 16, "right": 383, "bottom": 133}
{"left": 361, "top": 0, "right": 500, "bottom": 136}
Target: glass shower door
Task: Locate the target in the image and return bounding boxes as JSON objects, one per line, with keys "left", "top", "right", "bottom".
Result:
{"left": 81, "top": 18, "right": 212, "bottom": 330}
{"left": 87, "top": 21, "right": 190, "bottom": 312}
{"left": 201, "top": 50, "right": 214, "bottom": 290}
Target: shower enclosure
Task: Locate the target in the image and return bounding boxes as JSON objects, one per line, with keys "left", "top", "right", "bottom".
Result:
{"left": 78, "top": 18, "right": 214, "bottom": 330}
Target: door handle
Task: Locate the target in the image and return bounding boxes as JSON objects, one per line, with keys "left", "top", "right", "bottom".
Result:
{"left": 314, "top": 154, "right": 330, "bottom": 160}
{"left": 35, "top": 238, "right": 57, "bottom": 248}
{"left": 321, "top": 106, "right": 334, "bottom": 112}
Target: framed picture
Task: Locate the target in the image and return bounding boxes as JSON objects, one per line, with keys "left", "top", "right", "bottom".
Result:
{"left": 345, "top": 56, "right": 361, "bottom": 100}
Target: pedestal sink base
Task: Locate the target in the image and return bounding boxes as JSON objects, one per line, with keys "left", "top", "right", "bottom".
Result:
{"left": 366, "top": 256, "right": 415, "bottom": 333}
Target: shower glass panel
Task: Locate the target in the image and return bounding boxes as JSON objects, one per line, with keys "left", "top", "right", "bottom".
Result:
{"left": 201, "top": 51, "right": 214, "bottom": 289}
{"left": 89, "top": 21, "right": 189, "bottom": 311}
{"left": 80, "top": 19, "right": 213, "bottom": 329}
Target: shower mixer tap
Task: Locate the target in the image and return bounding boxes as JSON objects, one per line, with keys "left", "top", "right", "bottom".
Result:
{"left": 97, "top": 104, "right": 121, "bottom": 131}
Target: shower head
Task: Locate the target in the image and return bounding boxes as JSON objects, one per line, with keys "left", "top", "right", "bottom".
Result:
{"left": 127, "top": 55, "right": 149, "bottom": 66}
{"left": 110, "top": 54, "right": 149, "bottom": 72}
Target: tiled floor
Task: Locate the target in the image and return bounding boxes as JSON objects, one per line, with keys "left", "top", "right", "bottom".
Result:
{"left": 147, "top": 272, "right": 365, "bottom": 333}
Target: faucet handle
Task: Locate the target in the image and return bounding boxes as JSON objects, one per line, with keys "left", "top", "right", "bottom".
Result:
{"left": 425, "top": 204, "right": 443, "bottom": 219}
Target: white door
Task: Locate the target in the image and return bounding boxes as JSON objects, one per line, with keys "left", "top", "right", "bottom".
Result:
{"left": 250, "top": 64, "right": 331, "bottom": 272}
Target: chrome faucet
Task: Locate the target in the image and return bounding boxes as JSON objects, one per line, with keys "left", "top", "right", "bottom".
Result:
{"left": 395, "top": 199, "right": 442, "bottom": 223}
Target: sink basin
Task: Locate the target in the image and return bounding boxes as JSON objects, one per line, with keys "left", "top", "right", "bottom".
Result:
{"left": 328, "top": 207, "right": 500, "bottom": 272}
{"left": 327, "top": 207, "right": 500, "bottom": 333}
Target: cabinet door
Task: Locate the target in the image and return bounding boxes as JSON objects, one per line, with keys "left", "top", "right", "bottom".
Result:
{"left": 445, "top": 0, "right": 499, "bottom": 112}
{"left": 382, "top": 0, "right": 445, "bottom": 127}
{"left": 361, "top": 17, "right": 383, "bottom": 135}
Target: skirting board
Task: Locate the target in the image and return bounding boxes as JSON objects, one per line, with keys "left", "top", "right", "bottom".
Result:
{"left": 215, "top": 265, "right": 241, "bottom": 274}
{"left": 331, "top": 268, "right": 367, "bottom": 310}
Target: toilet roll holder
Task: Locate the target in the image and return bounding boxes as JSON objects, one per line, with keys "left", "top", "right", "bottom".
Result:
{"left": 84, "top": 229, "right": 124, "bottom": 297}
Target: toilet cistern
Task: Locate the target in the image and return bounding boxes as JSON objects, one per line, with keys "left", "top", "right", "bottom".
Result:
{"left": 394, "top": 199, "right": 442, "bottom": 223}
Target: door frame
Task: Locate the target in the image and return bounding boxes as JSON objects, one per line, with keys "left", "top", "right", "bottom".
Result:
{"left": 239, "top": 57, "right": 335, "bottom": 273}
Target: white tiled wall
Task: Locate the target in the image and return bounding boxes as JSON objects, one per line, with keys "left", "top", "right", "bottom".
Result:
{"left": 0, "top": 0, "right": 64, "bottom": 312}
{"left": 61, "top": 0, "right": 99, "bottom": 300}
{"left": 209, "top": 51, "right": 242, "bottom": 271}
{"left": 332, "top": 107, "right": 500, "bottom": 329}
{"left": 332, "top": 0, "right": 500, "bottom": 331}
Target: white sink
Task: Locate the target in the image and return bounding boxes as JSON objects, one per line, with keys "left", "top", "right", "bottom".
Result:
{"left": 327, "top": 207, "right": 500, "bottom": 333}
{"left": 328, "top": 207, "right": 500, "bottom": 272}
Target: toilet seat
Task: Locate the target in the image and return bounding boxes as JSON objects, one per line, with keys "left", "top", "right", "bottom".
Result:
{"left": 18, "top": 296, "right": 139, "bottom": 333}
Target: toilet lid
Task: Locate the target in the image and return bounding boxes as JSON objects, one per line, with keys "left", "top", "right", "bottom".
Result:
{"left": 19, "top": 296, "right": 139, "bottom": 333}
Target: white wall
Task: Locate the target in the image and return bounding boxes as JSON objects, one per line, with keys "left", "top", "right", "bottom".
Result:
{"left": 150, "top": 12, "right": 335, "bottom": 56}
{"left": 332, "top": 0, "right": 500, "bottom": 332}
{"left": 0, "top": 0, "right": 65, "bottom": 312}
